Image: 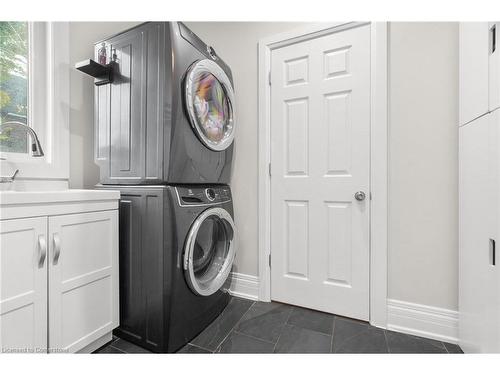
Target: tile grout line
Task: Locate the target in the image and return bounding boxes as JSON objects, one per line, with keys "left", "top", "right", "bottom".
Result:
{"left": 213, "top": 300, "right": 256, "bottom": 353}
{"left": 330, "top": 317, "right": 337, "bottom": 353}
{"left": 107, "top": 344, "right": 128, "bottom": 354}
{"left": 282, "top": 322, "right": 335, "bottom": 338}
{"left": 331, "top": 325, "right": 373, "bottom": 353}
{"left": 272, "top": 306, "right": 295, "bottom": 353}
{"left": 411, "top": 333, "right": 448, "bottom": 352}
{"left": 231, "top": 330, "right": 278, "bottom": 346}
{"left": 382, "top": 328, "right": 390, "bottom": 353}
{"left": 232, "top": 327, "right": 278, "bottom": 345}
{"left": 185, "top": 343, "right": 214, "bottom": 353}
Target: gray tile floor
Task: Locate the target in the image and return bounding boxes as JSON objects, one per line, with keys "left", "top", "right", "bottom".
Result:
{"left": 94, "top": 296, "right": 463, "bottom": 354}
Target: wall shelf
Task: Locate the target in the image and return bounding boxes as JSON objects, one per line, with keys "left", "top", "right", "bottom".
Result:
{"left": 75, "top": 59, "right": 115, "bottom": 86}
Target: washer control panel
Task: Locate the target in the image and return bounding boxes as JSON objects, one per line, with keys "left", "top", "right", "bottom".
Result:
{"left": 176, "top": 186, "right": 231, "bottom": 206}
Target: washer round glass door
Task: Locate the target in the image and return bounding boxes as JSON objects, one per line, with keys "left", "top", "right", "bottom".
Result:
{"left": 185, "top": 59, "right": 235, "bottom": 151}
{"left": 183, "top": 207, "right": 236, "bottom": 296}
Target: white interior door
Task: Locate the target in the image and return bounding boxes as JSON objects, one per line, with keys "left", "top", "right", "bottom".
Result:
{"left": 270, "top": 24, "right": 371, "bottom": 320}
{"left": 0, "top": 217, "right": 48, "bottom": 353}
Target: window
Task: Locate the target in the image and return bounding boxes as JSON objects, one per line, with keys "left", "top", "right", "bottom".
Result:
{"left": 0, "top": 22, "right": 69, "bottom": 180}
{"left": 0, "top": 22, "right": 29, "bottom": 153}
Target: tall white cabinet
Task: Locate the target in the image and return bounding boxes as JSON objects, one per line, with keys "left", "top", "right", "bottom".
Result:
{"left": 459, "top": 22, "right": 500, "bottom": 353}
{"left": 0, "top": 190, "right": 119, "bottom": 353}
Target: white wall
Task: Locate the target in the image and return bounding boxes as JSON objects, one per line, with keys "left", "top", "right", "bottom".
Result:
{"left": 68, "top": 21, "right": 459, "bottom": 311}
{"left": 388, "top": 22, "right": 458, "bottom": 310}
{"left": 69, "top": 22, "right": 140, "bottom": 189}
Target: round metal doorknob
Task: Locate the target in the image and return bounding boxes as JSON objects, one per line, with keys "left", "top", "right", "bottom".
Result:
{"left": 354, "top": 191, "right": 366, "bottom": 201}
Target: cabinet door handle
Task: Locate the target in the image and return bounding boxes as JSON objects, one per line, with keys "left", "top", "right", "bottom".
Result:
{"left": 53, "top": 233, "right": 61, "bottom": 265}
{"left": 490, "top": 238, "right": 496, "bottom": 266}
{"left": 38, "top": 235, "right": 47, "bottom": 267}
{"left": 491, "top": 24, "right": 497, "bottom": 54}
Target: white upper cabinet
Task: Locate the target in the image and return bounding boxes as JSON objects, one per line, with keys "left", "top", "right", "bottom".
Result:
{"left": 489, "top": 22, "right": 500, "bottom": 112}
{"left": 459, "top": 22, "right": 489, "bottom": 126}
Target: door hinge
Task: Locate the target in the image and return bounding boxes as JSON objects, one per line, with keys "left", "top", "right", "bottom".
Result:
{"left": 268, "top": 71, "right": 271, "bottom": 86}
{"left": 268, "top": 253, "right": 271, "bottom": 268}
{"left": 268, "top": 162, "right": 271, "bottom": 177}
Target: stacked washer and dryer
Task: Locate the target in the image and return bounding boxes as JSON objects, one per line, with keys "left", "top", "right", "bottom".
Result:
{"left": 87, "top": 22, "right": 237, "bottom": 352}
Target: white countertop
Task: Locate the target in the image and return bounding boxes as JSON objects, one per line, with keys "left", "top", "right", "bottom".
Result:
{"left": 0, "top": 189, "right": 120, "bottom": 206}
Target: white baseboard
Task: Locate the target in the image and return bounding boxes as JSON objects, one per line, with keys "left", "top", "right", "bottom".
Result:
{"left": 225, "top": 272, "right": 259, "bottom": 301}
{"left": 223, "top": 279, "right": 459, "bottom": 345}
{"left": 387, "top": 299, "right": 459, "bottom": 345}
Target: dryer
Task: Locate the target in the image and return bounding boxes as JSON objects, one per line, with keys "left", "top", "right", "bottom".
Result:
{"left": 99, "top": 184, "right": 236, "bottom": 352}
{"left": 94, "top": 22, "right": 235, "bottom": 185}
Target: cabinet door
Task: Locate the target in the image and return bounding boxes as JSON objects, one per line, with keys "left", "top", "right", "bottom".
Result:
{"left": 95, "top": 23, "right": 165, "bottom": 184}
{"left": 459, "top": 114, "right": 491, "bottom": 353}
{"left": 0, "top": 217, "right": 47, "bottom": 353}
{"left": 48, "top": 211, "right": 118, "bottom": 353}
{"left": 109, "top": 30, "right": 145, "bottom": 181}
{"left": 490, "top": 22, "right": 500, "bottom": 112}
{"left": 459, "top": 112, "right": 500, "bottom": 353}
{"left": 115, "top": 188, "right": 164, "bottom": 351}
{"left": 460, "top": 22, "right": 489, "bottom": 126}
{"left": 486, "top": 109, "right": 500, "bottom": 352}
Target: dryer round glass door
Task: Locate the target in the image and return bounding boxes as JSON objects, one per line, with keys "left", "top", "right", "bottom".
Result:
{"left": 183, "top": 207, "right": 236, "bottom": 296}
{"left": 185, "top": 59, "right": 235, "bottom": 151}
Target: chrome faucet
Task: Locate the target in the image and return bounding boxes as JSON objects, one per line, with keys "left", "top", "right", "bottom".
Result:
{"left": 0, "top": 121, "right": 45, "bottom": 157}
{"left": 0, "top": 121, "right": 45, "bottom": 183}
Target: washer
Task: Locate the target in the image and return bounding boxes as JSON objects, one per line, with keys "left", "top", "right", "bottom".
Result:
{"left": 95, "top": 22, "right": 236, "bottom": 185}
{"left": 100, "top": 184, "right": 236, "bottom": 352}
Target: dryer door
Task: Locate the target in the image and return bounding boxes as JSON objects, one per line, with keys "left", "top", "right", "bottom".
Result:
{"left": 185, "top": 59, "right": 235, "bottom": 151}
{"left": 183, "top": 207, "right": 236, "bottom": 296}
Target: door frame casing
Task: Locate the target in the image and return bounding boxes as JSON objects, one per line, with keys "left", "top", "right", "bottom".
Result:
{"left": 257, "top": 22, "right": 388, "bottom": 328}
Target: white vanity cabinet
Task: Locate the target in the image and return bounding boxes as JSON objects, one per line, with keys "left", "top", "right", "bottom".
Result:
{"left": 0, "top": 190, "right": 120, "bottom": 354}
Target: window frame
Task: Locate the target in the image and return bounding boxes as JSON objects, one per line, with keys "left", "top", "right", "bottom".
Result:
{"left": 0, "top": 22, "right": 69, "bottom": 180}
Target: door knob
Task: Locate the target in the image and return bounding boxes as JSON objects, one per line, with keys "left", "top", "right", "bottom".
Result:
{"left": 354, "top": 191, "right": 366, "bottom": 201}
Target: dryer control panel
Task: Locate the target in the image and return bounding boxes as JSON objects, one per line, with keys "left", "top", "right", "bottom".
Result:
{"left": 176, "top": 186, "right": 231, "bottom": 206}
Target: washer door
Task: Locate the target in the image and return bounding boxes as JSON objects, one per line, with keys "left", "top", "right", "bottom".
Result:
{"left": 185, "top": 59, "right": 235, "bottom": 151}
{"left": 183, "top": 207, "right": 236, "bottom": 296}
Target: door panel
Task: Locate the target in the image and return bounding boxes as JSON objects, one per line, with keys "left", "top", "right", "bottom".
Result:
{"left": 0, "top": 217, "right": 47, "bottom": 353}
{"left": 271, "top": 24, "right": 370, "bottom": 320}
{"left": 48, "top": 211, "right": 118, "bottom": 353}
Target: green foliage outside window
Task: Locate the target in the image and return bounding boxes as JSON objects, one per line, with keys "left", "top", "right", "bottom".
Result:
{"left": 0, "top": 21, "right": 29, "bottom": 153}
